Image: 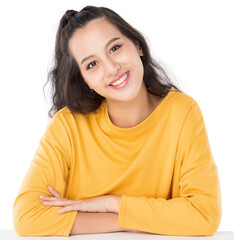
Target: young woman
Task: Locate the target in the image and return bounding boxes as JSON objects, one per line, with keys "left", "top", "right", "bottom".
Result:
{"left": 13, "top": 6, "right": 222, "bottom": 237}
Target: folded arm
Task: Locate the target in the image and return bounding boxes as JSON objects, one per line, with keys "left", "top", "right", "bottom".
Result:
{"left": 117, "top": 102, "right": 222, "bottom": 236}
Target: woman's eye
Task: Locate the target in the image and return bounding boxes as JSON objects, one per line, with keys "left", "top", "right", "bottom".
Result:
{"left": 87, "top": 61, "right": 97, "bottom": 70}
{"left": 110, "top": 44, "right": 122, "bottom": 54}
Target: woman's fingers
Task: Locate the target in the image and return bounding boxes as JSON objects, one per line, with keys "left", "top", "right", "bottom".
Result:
{"left": 43, "top": 199, "right": 77, "bottom": 206}
{"left": 39, "top": 186, "right": 63, "bottom": 201}
{"left": 48, "top": 186, "right": 62, "bottom": 198}
{"left": 39, "top": 195, "right": 58, "bottom": 201}
{"left": 41, "top": 193, "right": 110, "bottom": 214}
{"left": 57, "top": 205, "right": 75, "bottom": 213}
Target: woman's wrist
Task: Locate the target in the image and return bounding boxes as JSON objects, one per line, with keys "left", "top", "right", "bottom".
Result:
{"left": 107, "top": 195, "right": 122, "bottom": 213}
{"left": 70, "top": 212, "right": 127, "bottom": 235}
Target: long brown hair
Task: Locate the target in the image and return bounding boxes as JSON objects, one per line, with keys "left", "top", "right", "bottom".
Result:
{"left": 44, "top": 6, "right": 183, "bottom": 118}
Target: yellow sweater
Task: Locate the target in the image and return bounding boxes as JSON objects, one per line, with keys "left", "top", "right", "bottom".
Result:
{"left": 13, "top": 87, "right": 222, "bottom": 236}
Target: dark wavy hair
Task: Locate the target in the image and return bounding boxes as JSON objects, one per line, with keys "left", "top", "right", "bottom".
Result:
{"left": 44, "top": 6, "right": 183, "bottom": 118}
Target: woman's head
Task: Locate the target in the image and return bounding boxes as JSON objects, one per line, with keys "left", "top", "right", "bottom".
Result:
{"left": 45, "top": 6, "right": 181, "bottom": 117}
{"left": 69, "top": 17, "right": 144, "bottom": 105}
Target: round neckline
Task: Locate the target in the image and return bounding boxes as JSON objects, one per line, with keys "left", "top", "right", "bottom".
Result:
{"left": 100, "top": 86, "right": 177, "bottom": 136}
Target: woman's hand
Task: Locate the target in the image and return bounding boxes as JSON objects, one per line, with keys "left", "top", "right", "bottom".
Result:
{"left": 39, "top": 186, "right": 121, "bottom": 214}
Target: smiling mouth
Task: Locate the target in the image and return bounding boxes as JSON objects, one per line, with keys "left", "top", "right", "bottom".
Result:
{"left": 109, "top": 72, "right": 129, "bottom": 86}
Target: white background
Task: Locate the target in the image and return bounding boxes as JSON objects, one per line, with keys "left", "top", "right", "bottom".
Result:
{"left": 0, "top": 0, "right": 233, "bottom": 231}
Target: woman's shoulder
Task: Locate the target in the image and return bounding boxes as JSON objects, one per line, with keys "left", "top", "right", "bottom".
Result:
{"left": 48, "top": 105, "right": 101, "bottom": 129}
{"left": 54, "top": 106, "right": 74, "bottom": 118}
{"left": 166, "top": 87, "right": 203, "bottom": 121}
{"left": 48, "top": 106, "right": 74, "bottom": 124}
{"left": 170, "top": 87, "right": 198, "bottom": 109}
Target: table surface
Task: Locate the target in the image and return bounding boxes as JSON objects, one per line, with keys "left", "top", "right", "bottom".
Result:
{"left": 1, "top": 230, "right": 233, "bottom": 240}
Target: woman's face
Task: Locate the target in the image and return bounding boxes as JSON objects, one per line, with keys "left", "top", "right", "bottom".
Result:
{"left": 69, "top": 17, "right": 144, "bottom": 104}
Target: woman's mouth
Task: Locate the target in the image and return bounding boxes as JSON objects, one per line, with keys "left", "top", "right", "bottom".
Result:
{"left": 109, "top": 71, "right": 130, "bottom": 89}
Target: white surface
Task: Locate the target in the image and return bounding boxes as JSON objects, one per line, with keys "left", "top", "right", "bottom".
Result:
{"left": 1, "top": 231, "right": 234, "bottom": 240}
{"left": 0, "top": 0, "right": 234, "bottom": 231}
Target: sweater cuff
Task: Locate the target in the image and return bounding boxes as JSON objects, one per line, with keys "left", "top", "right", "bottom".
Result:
{"left": 118, "top": 194, "right": 128, "bottom": 228}
{"left": 63, "top": 210, "right": 78, "bottom": 236}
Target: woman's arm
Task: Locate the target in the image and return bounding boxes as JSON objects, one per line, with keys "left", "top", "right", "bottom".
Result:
{"left": 70, "top": 212, "right": 127, "bottom": 235}
{"left": 117, "top": 102, "right": 222, "bottom": 236}
{"left": 40, "top": 187, "right": 145, "bottom": 235}
{"left": 13, "top": 113, "right": 77, "bottom": 236}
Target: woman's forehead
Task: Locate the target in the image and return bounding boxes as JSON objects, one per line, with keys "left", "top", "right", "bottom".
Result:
{"left": 68, "top": 18, "right": 125, "bottom": 60}
{"left": 71, "top": 18, "right": 123, "bottom": 43}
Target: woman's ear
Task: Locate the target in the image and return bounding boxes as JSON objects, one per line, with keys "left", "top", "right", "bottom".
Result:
{"left": 137, "top": 44, "right": 143, "bottom": 56}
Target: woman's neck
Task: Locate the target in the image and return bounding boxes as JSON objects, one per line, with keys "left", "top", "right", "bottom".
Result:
{"left": 106, "top": 87, "right": 162, "bottom": 128}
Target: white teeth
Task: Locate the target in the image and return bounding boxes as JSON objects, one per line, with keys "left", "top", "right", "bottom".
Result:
{"left": 110, "top": 72, "right": 128, "bottom": 86}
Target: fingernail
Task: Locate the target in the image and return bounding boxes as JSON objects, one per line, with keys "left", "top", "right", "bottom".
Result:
{"left": 48, "top": 186, "right": 53, "bottom": 190}
{"left": 57, "top": 209, "right": 63, "bottom": 213}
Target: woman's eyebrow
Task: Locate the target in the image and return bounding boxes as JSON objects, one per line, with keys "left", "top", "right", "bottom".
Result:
{"left": 80, "top": 37, "right": 120, "bottom": 65}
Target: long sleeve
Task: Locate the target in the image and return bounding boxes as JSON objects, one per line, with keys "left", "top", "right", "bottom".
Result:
{"left": 12, "top": 112, "right": 77, "bottom": 236}
{"left": 117, "top": 101, "right": 222, "bottom": 236}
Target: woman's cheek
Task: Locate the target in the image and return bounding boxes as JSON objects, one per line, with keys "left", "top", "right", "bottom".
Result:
{"left": 120, "top": 48, "right": 137, "bottom": 64}
{"left": 80, "top": 71, "right": 94, "bottom": 89}
{"left": 88, "top": 70, "right": 104, "bottom": 88}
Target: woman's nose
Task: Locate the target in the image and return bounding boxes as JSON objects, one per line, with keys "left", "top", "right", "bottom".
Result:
{"left": 104, "top": 59, "right": 120, "bottom": 77}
